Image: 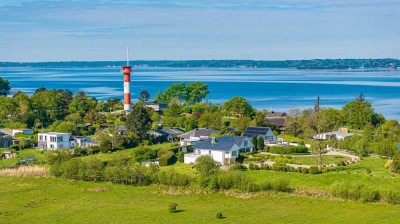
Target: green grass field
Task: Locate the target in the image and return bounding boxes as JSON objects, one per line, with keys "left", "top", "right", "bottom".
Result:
{"left": 0, "top": 149, "right": 45, "bottom": 168}
{"left": 246, "top": 157, "right": 400, "bottom": 191}
{"left": 289, "top": 155, "right": 350, "bottom": 165}
{"left": 1, "top": 176, "right": 400, "bottom": 224}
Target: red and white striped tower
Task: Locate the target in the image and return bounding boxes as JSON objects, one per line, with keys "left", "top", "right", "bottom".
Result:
{"left": 122, "top": 48, "right": 132, "bottom": 111}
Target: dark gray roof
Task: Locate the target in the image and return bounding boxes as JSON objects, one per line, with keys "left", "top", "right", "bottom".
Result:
{"left": 266, "top": 117, "right": 286, "bottom": 127}
{"left": 193, "top": 136, "right": 250, "bottom": 151}
{"left": 265, "top": 111, "right": 286, "bottom": 118}
{"left": 115, "top": 125, "right": 128, "bottom": 131}
{"left": 162, "top": 128, "right": 185, "bottom": 135}
{"left": 178, "top": 128, "right": 218, "bottom": 139}
{"left": 243, "top": 126, "right": 271, "bottom": 138}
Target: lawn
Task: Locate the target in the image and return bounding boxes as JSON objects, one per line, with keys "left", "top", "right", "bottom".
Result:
{"left": 289, "top": 155, "right": 350, "bottom": 165}
{"left": 1, "top": 176, "right": 400, "bottom": 224}
{"left": 0, "top": 149, "right": 45, "bottom": 168}
{"left": 245, "top": 157, "right": 400, "bottom": 191}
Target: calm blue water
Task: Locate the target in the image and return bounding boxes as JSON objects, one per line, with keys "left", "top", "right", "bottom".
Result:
{"left": 1, "top": 67, "right": 400, "bottom": 119}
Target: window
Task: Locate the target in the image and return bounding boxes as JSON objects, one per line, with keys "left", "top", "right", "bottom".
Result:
{"left": 225, "top": 151, "right": 230, "bottom": 154}
{"left": 244, "top": 140, "right": 248, "bottom": 147}
{"left": 231, "top": 151, "right": 237, "bottom": 157}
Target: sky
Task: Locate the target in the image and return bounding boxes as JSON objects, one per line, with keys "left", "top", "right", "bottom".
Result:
{"left": 0, "top": 0, "right": 399, "bottom": 61}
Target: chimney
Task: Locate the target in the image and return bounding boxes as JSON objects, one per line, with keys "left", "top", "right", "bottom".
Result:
{"left": 211, "top": 137, "right": 216, "bottom": 144}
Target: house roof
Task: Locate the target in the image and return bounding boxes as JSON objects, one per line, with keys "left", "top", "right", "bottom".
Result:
{"left": 193, "top": 135, "right": 250, "bottom": 151}
{"left": 265, "top": 111, "right": 286, "bottom": 118}
{"left": 266, "top": 117, "right": 286, "bottom": 127}
{"left": 243, "top": 126, "right": 272, "bottom": 138}
{"left": 162, "top": 128, "right": 185, "bottom": 135}
{"left": 115, "top": 125, "right": 128, "bottom": 132}
{"left": 178, "top": 128, "right": 218, "bottom": 139}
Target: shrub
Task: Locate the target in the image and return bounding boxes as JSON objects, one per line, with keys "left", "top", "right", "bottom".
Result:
{"left": 248, "top": 163, "right": 260, "bottom": 170}
{"left": 216, "top": 212, "right": 224, "bottom": 219}
{"left": 260, "top": 164, "right": 270, "bottom": 170}
{"left": 272, "top": 163, "right": 294, "bottom": 172}
{"left": 156, "top": 170, "right": 192, "bottom": 187}
{"left": 365, "top": 167, "right": 372, "bottom": 174}
{"left": 177, "top": 151, "right": 184, "bottom": 163}
{"left": 169, "top": 203, "right": 178, "bottom": 213}
{"left": 195, "top": 155, "right": 220, "bottom": 177}
{"left": 383, "top": 191, "right": 400, "bottom": 205}
{"left": 361, "top": 188, "right": 380, "bottom": 203}
{"left": 271, "top": 178, "right": 290, "bottom": 192}
{"left": 309, "top": 166, "right": 320, "bottom": 174}
{"left": 259, "top": 180, "right": 272, "bottom": 191}
{"left": 159, "top": 151, "right": 176, "bottom": 166}
{"left": 331, "top": 181, "right": 366, "bottom": 201}
{"left": 229, "top": 164, "right": 247, "bottom": 171}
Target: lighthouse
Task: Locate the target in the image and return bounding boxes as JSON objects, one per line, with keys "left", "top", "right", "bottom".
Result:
{"left": 122, "top": 48, "right": 132, "bottom": 112}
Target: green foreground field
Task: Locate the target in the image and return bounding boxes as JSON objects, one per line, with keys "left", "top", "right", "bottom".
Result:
{"left": 2, "top": 176, "right": 400, "bottom": 224}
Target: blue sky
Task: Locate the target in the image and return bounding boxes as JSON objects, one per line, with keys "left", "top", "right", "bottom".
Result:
{"left": 0, "top": 0, "right": 399, "bottom": 61}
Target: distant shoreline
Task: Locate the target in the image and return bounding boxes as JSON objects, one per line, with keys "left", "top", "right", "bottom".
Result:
{"left": 1, "top": 59, "right": 399, "bottom": 70}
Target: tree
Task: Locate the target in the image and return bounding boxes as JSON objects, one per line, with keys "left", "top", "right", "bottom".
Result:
{"left": 139, "top": 90, "right": 150, "bottom": 102}
{"left": 230, "top": 116, "right": 253, "bottom": 133}
{"left": 126, "top": 105, "right": 152, "bottom": 138}
{"left": 198, "top": 111, "right": 223, "bottom": 130}
{"left": 285, "top": 109, "right": 302, "bottom": 136}
{"left": 223, "top": 96, "right": 255, "bottom": 117}
{"left": 163, "top": 104, "right": 183, "bottom": 117}
{"left": 0, "top": 77, "right": 11, "bottom": 96}
{"left": 251, "top": 136, "right": 258, "bottom": 150}
{"left": 342, "top": 96, "right": 375, "bottom": 129}
{"left": 69, "top": 91, "right": 96, "bottom": 116}
{"left": 54, "top": 121, "right": 75, "bottom": 133}
{"left": 155, "top": 82, "right": 186, "bottom": 103}
{"left": 257, "top": 136, "right": 265, "bottom": 151}
{"left": 254, "top": 110, "right": 269, "bottom": 127}
{"left": 185, "top": 82, "right": 209, "bottom": 105}
{"left": 195, "top": 155, "right": 220, "bottom": 177}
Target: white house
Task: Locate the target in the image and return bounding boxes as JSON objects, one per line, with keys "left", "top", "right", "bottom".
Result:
{"left": 178, "top": 128, "right": 218, "bottom": 146}
{"left": 314, "top": 131, "right": 354, "bottom": 141}
{"left": 243, "top": 126, "right": 277, "bottom": 142}
{"left": 184, "top": 136, "right": 253, "bottom": 165}
{"left": 70, "top": 136, "right": 98, "bottom": 148}
{"left": 12, "top": 128, "right": 34, "bottom": 137}
{"left": 38, "top": 132, "right": 71, "bottom": 150}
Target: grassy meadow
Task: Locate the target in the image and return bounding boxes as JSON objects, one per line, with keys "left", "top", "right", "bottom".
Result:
{"left": 2, "top": 176, "right": 400, "bottom": 224}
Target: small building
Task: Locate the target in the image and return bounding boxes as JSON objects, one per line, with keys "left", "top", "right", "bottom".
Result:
{"left": 1, "top": 150, "right": 17, "bottom": 159}
{"left": 70, "top": 136, "right": 99, "bottom": 148}
{"left": 243, "top": 126, "right": 277, "bottom": 142}
{"left": 38, "top": 132, "right": 71, "bottom": 150}
{"left": 0, "top": 132, "right": 13, "bottom": 148}
{"left": 313, "top": 130, "right": 354, "bottom": 141}
{"left": 115, "top": 125, "right": 128, "bottom": 136}
{"left": 148, "top": 128, "right": 185, "bottom": 142}
{"left": 144, "top": 102, "right": 168, "bottom": 113}
{"left": 11, "top": 128, "right": 34, "bottom": 137}
{"left": 184, "top": 136, "right": 253, "bottom": 165}
{"left": 265, "top": 111, "right": 286, "bottom": 134}
{"left": 178, "top": 128, "right": 218, "bottom": 146}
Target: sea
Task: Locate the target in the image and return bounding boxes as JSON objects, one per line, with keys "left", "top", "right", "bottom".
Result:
{"left": 1, "top": 67, "right": 400, "bottom": 120}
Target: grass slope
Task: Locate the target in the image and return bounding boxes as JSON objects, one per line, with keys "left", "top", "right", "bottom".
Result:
{"left": 1, "top": 176, "right": 400, "bottom": 224}
{"left": 0, "top": 149, "right": 45, "bottom": 168}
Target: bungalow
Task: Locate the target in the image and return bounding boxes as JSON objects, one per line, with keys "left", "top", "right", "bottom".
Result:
{"left": 70, "top": 136, "right": 99, "bottom": 148}
{"left": 0, "top": 132, "right": 13, "bottom": 148}
{"left": 264, "top": 111, "right": 286, "bottom": 134}
{"left": 178, "top": 128, "right": 218, "bottom": 146}
{"left": 184, "top": 136, "right": 254, "bottom": 165}
{"left": 313, "top": 131, "right": 354, "bottom": 140}
{"left": 243, "top": 126, "right": 277, "bottom": 142}
{"left": 38, "top": 132, "right": 71, "bottom": 150}
{"left": 144, "top": 102, "right": 168, "bottom": 113}
{"left": 11, "top": 128, "right": 34, "bottom": 137}
{"left": 148, "top": 128, "right": 185, "bottom": 142}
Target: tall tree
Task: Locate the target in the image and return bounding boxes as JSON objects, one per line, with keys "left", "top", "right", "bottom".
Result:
{"left": 342, "top": 95, "right": 375, "bottom": 129}
{"left": 185, "top": 82, "right": 209, "bottom": 105}
{"left": 139, "top": 90, "right": 150, "bottom": 102}
{"left": 223, "top": 96, "right": 255, "bottom": 117}
{"left": 126, "top": 105, "right": 152, "bottom": 138}
{"left": 0, "top": 77, "right": 11, "bottom": 96}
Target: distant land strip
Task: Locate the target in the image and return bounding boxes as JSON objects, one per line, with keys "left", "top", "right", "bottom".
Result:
{"left": 1, "top": 59, "right": 399, "bottom": 69}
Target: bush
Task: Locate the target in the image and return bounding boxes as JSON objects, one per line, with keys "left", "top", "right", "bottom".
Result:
{"left": 159, "top": 151, "right": 176, "bottom": 166}
{"left": 309, "top": 166, "right": 320, "bottom": 174}
{"left": 361, "top": 188, "right": 380, "bottom": 203}
{"left": 195, "top": 155, "right": 220, "bottom": 177}
{"left": 272, "top": 163, "right": 294, "bottom": 172}
{"left": 383, "top": 191, "right": 400, "bottom": 205}
{"left": 177, "top": 151, "right": 184, "bottom": 163}
{"left": 271, "top": 178, "right": 290, "bottom": 192}
{"left": 156, "top": 170, "right": 192, "bottom": 187}
{"left": 269, "top": 146, "right": 309, "bottom": 154}
{"left": 248, "top": 163, "right": 260, "bottom": 170}
{"left": 229, "top": 164, "right": 247, "bottom": 171}
{"left": 260, "top": 164, "right": 270, "bottom": 170}
{"left": 216, "top": 212, "right": 224, "bottom": 219}
{"left": 259, "top": 180, "right": 272, "bottom": 191}
{"left": 169, "top": 203, "right": 178, "bottom": 213}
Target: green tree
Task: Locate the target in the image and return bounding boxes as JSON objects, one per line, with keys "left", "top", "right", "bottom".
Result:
{"left": 54, "top": 121, "right": 75, "bottom": 133}
{"left": 342, "top": 95, "right": 375, "bottom": 129}
{"left": 254, "top": 110, "right": 269, "bottom": 127}
{"left": 139, "top": 90, "right": 150, "bottom": 102}
{"left": 230, "top": 116, "right": 253, "bottom": 133}
{"left": 155, "top": 82, "right": 186, "bottom": 103}
{"left": 195, "top": 155, "right": 220, "bottom": 177}
{"left": 251, "top": 136, "right": 258, "bottom": 150}
{"left": 257, "top": 136, "right": 265, "bottom": 151}
{"left": 198, "top": 111, "right": 223, "bottom": 130}
{"left": 0, "top": 77, "right": 11, "bottom": 96}
{"left": 185, "top": 82, "right": 209, "bottom": 105}
{"left": 163, "top": 104, "right": 183, "bottom": 117}
{"left": 126, "top": 105, "right": 152, "bottom": 138}
{"left": 69, "top": 91, "right": 96, "bottom": 116}
{"left": 223, "top": 96, "right": 255, "bottom": 117}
